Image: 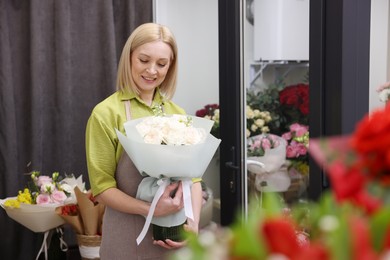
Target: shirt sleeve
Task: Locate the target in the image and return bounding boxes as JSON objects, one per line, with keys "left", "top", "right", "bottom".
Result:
{"left": 85, "top": 111, "right": 119, "bottom": 196}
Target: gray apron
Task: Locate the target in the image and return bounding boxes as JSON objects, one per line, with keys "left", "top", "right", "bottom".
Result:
{"left": 99, "top": 101, "right": 171, "bottom": 260}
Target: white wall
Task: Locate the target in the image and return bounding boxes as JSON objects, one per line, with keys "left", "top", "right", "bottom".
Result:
{"left": 369, "top": 0, "right": 390, "bottom": 111}
{"left": 153, "top": 0, "right": 219, "bottom": 116}
{"left": 154, "top": 0, "right": 221, "bottom": 223}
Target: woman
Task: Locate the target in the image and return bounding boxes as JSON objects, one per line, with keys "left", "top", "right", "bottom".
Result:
{"left": 85, "top": 23, "right": 203, "bottom": 259}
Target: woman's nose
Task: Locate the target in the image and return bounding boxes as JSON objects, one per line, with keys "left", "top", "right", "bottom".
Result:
{"left": 146, "top": 64, "right": 157, "bottom": 74}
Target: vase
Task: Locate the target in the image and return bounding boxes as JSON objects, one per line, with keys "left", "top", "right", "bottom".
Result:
{"left": 152, "top": 223, "right": 185, "bottom": 242}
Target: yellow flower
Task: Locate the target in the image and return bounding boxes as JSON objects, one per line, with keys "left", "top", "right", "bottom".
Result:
{"left": 17, "top": 188, "right": 33, "bottom": 204}
{"left": 4, "top": 199, "right": 20, "bottom": 208}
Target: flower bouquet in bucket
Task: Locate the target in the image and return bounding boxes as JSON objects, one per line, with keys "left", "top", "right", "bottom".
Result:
{"left": 116, "top": 114, "right": 221, "bottom": 244}
{"left": 247, "top": 134, "right": 290, "bottom": 193}
{"left": 56, "top": 186, "right": 105, "bottom": 260}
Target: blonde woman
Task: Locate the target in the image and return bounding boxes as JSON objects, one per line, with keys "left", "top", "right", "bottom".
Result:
{"left": 86, "top": 23, "right": 202, "bottom": 259}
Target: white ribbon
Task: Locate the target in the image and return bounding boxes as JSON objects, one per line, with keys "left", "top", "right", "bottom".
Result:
{"left": 182, "top": 178, "right": 194, "bottom": 221}
{"left": 35, "top": 230, "right": 50, "bottom": 260}
{"left": 35, "top": 228, "right": 68, "bottom": 260}
{"left": 136, "top": 178, "right": 194, "bottom": 245}
{"left": 136, "top": 178, "right": 170, "bottom": 245}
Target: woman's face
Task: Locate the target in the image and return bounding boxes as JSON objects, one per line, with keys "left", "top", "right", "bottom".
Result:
{"left": 131, "top": 40, "right": 172, "bottom": 95}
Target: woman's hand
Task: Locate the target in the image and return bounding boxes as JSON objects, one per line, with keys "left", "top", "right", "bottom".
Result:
{"left": 153, "top": 181, "right": 184, "bottom": 217}
{"left": 153, "top": 239, "right": 187, "bottom": 249}
{"left": 152, "top": 220, "right": 198, "bottom": 249}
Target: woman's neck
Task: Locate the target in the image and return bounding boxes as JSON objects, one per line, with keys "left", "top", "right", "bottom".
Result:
{"left": 139, "top": 90, "right": 155, "bottom": 106}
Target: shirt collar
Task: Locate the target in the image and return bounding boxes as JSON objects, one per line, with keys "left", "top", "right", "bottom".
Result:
{"left": 120, "top": 88, "right": 165, "bottom": 107}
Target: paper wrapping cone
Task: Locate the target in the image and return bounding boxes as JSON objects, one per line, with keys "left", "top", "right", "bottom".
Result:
{"left": 55, "top": 206, "right": 84, "bottom": 234}
{"left": 97, "top": 203, "right": 105, "bottom": 235}
{"left": 74, "top": 187, "right": 99, "bottom": 235}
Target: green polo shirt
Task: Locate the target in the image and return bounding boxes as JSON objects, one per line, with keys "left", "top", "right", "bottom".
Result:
{"left": 86, "top": 90, "right": 199, "bottom": 197}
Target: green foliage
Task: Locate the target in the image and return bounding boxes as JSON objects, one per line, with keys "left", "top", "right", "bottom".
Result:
{"left": 247, "top": 80, "right": 288, "bottom": 135}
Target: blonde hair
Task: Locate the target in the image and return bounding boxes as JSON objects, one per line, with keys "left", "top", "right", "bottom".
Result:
{"left": 116, "top": 23, "right": 178, "bottom": 100}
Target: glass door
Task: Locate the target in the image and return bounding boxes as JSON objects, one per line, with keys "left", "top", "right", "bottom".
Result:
{"left": 243, "top": 0, "right": 310, "bottom": 209}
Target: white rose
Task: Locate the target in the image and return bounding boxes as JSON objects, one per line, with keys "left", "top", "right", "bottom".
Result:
{"left": 144, "top": 128, "right": 164, "bottom": 144}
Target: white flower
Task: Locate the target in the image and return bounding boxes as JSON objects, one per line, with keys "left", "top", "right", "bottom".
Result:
{"left": 319, "top": 215, "right": 339, "bottom": 232}
{"left": 136, "top": 115, "right": 205, "bottom": 146}
{"left": 379, "top": 88, "right": 390, "bottom": 103}
{"left": 41, "top": 182, "right": 56, "bottom": 194}
{"left": 60, "top": 183, "right": 73, "bottom": 194}
{"left": 144, "top": 128, "right": 164, "bottom": 144}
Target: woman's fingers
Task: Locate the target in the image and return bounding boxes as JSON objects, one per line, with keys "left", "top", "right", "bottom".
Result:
{"left": 153, "top": 239, "right": 187, "bottom": 249}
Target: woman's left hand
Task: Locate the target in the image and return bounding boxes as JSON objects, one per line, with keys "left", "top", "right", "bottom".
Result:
{"left": 153, "top": 221, "right": 198, "bottom": 249}
{"left": 153, "top": 239, "right": 187, "bottom": 249}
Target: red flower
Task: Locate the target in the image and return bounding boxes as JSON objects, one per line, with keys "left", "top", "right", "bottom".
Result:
{"left": 279, "top": 83, "right": 309, "bottom": 116}
{"left": 327, "top": 161, "right": 367, "bottom": 201}
{"left": 327, "top": 161, "right": 382, "bottom": 214}
{"left": 351, "top": 103, "right": 390, "bottom": 183}
{"left": 195, "top": 104, "right": 219, "bottom": 117}
{"left": 297, "top": 243, "right": 330, "bottom": 260}
{"left": 262, "top": 217, "right": 330, "bottom": 260}
{"left": 60, "top": 204, "right": 79, "bottom": 216}
{"left": 262, "top": 217, "right": 301, "bottom": 257}
{"left": 349, "top": 216, "right": 380, "bottom": 260}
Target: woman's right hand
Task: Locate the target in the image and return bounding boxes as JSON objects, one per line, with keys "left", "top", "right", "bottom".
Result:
{"left": 153, "top": 181, "right": 184, "bottom": 217}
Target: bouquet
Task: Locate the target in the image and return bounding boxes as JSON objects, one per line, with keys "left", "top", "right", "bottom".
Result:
{"left": 116, "top": 114, "right": 221, "bottom": 244}
{"left": 0, "top": 171, "right": 85, "bottom": 232}
{"left": 377, "top": 81, "right": 390, "bottom": 103}
{"left": 246, "top": 105, "right": 272, "bottom": 138}
{"left": 56, "top": 187, "right": 105, "bottom": 260}
{"left": 247, "top": 81, "right": 309, "bottom": 135}
{"left": 0, "top": 171, "right": 85, "bottom": 260}
{"left": 282, "top": 123, "right": 310, "bottom": 178}
{"left": 247, "top": 134, "right": 290, "bottom": 192}
{"left": 195, "top": 103, "right": 220, "bottom": 138}
{"left": 279, "top": 83, "right": 309, "bottom": 125}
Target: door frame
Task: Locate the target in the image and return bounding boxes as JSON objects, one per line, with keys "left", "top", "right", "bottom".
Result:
{"left": 218, "top": 0, "right": 371, "bottom": 225}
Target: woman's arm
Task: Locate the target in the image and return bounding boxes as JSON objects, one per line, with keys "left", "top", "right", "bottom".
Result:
{"left": 95, "top": 182, "right": 184, "bottom": 217}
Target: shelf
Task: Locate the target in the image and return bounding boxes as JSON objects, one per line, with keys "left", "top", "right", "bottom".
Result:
{"left": 249, "top": 60, "right": 309, "bottom": 87}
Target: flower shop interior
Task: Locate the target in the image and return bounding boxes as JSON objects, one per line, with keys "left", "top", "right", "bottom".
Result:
{"left": 1, "top": 0, "right": 390, "bottom": 259}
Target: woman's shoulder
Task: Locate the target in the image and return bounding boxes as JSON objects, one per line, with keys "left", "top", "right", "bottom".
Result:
{"left": 90, "top": 92, "right": 123, "bottom": 121}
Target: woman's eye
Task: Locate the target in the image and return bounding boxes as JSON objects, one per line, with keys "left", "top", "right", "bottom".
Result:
{"left": 139, "top": 59, "right": 148, "bottom": 63}
{"left": 158, "top": 63, "right": 166, "bottom": 67}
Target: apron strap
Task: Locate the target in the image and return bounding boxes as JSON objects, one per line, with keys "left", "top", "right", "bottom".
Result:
{"left": 124, "top": 100, "right": 131, "bottom": 121}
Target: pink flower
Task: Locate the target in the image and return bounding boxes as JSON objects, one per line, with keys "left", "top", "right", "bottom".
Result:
{"left": 51, "top": 190, "right": 67, "bottom": 203}
{"left": 286, "top": 142, "right": 307, "bottom": 158}
{"left": 289, "top": 123, "right": 308, "bottom": 137}
{"left": 282, "top": 132, "right": 292, "bottom": 140}
{"left": 36, "top": 194, "right": 51, "bottom": 204}
{"left": 36, "top": 176, "right": 52, "bottom": 187}
{"left": 286, "top": 146, "right": 298, "bottom": 158}
{"left": 261, "top": 138, "right": 272, "bottom": 150}
{"left": 376, "top": 81, "right": 390, "bottom": 92}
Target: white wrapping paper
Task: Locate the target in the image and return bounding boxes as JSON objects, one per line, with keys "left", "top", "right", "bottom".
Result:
{"left": 0, "top": 198, "right": 65, "bottom": 233}
{"left": 116, "top": 115, "right": 221, "bottom": 244}
{"left": 247, "top": 135, "right": 291, "bottom": 192}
